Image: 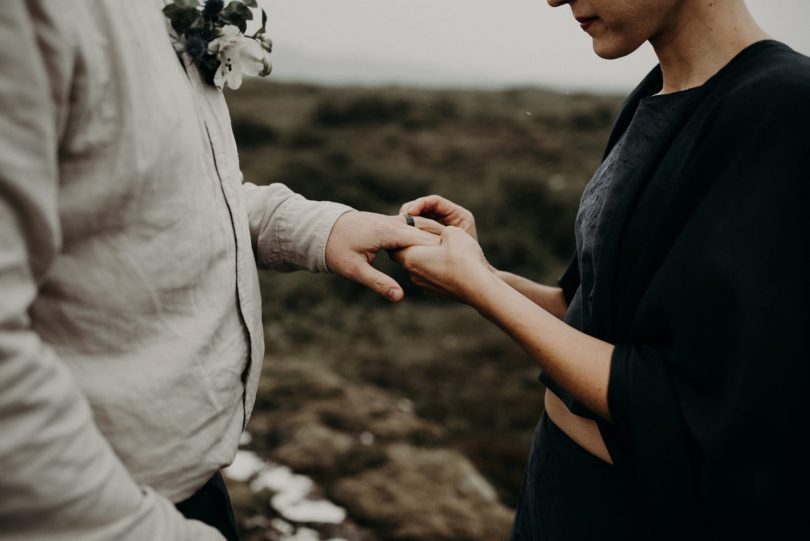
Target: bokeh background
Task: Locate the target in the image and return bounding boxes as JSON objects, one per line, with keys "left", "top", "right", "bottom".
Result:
{"left": 223, "top": 3, "right": 810, "bottom": 540}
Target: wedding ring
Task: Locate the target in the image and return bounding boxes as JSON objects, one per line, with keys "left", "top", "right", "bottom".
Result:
{"left": 404, "top": 214, "right": 415, "bottom": 227}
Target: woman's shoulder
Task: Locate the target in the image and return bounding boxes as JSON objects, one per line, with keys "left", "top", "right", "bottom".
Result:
{"left": 721, "top": 41, "right": 810, "bottom": 108}
{"left": 694, "top": 41, "right": 810, "bottom": 133}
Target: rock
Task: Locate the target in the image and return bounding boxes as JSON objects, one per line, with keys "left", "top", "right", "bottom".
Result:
{"left": 224, "top": 450, "right": 267, "bottom": 482}
{"left": 250, "top": 360, "right": 445, "bottom": 474}
{"left": 316, "top": 385, "right": 444, "bottom": 443}
{"left": 331, "top": 444, "right": 513, "bottom": 541}
{"left": 257, "top": 362, "right": 346, "bottom": 409}
{"left": 275, "top": 424, "right": 355, "bottom": 472}
{"left": 242, "top": 360, "right": 514, "bottom": 540}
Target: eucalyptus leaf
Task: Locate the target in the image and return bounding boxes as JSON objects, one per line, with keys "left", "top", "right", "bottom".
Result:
{"left": 163, "top": 5, "right": 200, "bottom": 35}
{"left": 163, "top": 0, "right": 272, "bottom": 90}
{"left": 222, "top": 1, "right": 254, "bottom": 20}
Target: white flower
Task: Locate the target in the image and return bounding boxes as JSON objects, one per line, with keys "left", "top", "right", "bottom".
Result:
{"left": 207, "top": 24, "right": 272, "bottom": 90}
{"left": 257, "top": 33, "right": 273, "bottom": 53}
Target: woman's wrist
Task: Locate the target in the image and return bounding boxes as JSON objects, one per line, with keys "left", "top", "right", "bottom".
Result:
{"left": 464, "top": 268, "right": 510, "bottom": 314}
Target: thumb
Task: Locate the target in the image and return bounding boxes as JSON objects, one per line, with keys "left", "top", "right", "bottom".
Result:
{"left": 352, "top": 260, "right": 404, "bottom": 302}
{"left": 400, "top": 196, "right": 432, "bottom": 216}
{"left": 399, "top": 200, "right": 419, "bottom": 215}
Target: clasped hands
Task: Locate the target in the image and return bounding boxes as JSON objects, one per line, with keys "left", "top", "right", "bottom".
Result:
{"left": 325, "top": 195, "right": 495, "bottom": 306}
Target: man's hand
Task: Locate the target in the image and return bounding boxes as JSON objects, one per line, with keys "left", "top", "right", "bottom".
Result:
{"left": 325, "top": 211, "right": 441, "bottom": 302}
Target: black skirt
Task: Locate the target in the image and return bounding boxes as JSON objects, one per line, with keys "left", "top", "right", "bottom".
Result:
{"left": 509, "top": 414, "right": 636, "bottom": 541}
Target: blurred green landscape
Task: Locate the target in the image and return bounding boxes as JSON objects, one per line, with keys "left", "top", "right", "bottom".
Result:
{"left": 225, "top": 81, "right": 622, "bottom": 540}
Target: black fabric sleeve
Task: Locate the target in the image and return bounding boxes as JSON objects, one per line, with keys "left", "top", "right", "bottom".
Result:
{"left": 600, "top": 64, "right": 810, "bottom": 540}
{"left": 557, "top": 254, "right": 579, "bottom": 306}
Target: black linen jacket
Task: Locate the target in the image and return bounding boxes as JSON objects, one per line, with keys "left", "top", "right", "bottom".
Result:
{"left": 557, "top": 41, "right": 810, "bottom": 539}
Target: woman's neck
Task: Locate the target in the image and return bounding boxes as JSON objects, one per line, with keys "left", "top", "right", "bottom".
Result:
{"left": 651, "top": 0, "right": 770, "bottom": 94}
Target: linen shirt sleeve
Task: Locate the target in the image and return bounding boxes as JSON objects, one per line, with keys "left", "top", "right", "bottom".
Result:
{"left": 0, "top": 4, "right": 223, "bottom": 540}
{"left": 242, "top": 182, "right": 353, "bottom": 272}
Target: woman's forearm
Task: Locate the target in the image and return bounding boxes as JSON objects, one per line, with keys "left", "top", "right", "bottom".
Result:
{"left": 494, "top": 270, "right": 568, "bottom": 319}
{"left": 469, "top": 273, "right": 613, "bottom": 421}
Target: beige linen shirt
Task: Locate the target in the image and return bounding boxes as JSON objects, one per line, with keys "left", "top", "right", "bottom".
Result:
{"left": 0, "top": 1, "right": 351, "bottom": 539}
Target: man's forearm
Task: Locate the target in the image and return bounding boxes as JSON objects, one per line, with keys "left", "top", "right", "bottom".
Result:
{"left": 242, "top": 182, "right": 353, "bottom": 272}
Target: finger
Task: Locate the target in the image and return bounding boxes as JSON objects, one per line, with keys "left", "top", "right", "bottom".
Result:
{"left": 383, "top": 222, "right": 441, "bottom": 250}
{"left": 413, "top": 216, "right": 445, "bottom": 235}
{"left": 400, "top": 195, "right": 446, "bottom": 217}
{"left": 399, "top": 201, "right": 415, "bottom": 215}
{"left": 401, "top": 197, "right": 478, "bottom": 238}
{"left": 390, "top": 244, "right": 434, "bottom": 273}
{"left": 438, "top": 225, "right": 477, "bottom": 249}
{"left": 351, "top": 259, "right": 404, "bottom": 302}
{"left": 399, "top": 198, "right": 426, "bottom": 215}
{"left": 441, "top": 225, "right": 463, "bottom": 242}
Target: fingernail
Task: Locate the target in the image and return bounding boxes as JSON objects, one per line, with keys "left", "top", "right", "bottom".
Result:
{"left": 388, "top": 288, "right": 400, "bottom": 300}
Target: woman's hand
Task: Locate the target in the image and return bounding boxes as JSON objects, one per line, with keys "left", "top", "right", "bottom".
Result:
{"left": 400, "top": 195, "right": 479, "bottom": 241}
{"left": 393, "top": 226, "right": 497, "bottom": 303}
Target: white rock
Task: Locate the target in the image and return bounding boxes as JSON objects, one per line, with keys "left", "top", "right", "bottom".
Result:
{"left": 284, "top": 527, "right": 320, "bottom": 541}
{"left": 252, "top": 465, "right": 313, "bottom": 497}
{"left": 271, "top": 518, "right": 294, "bottom": 535}
{"left": 222, "top": 450, "right": 266, "bottom": 482}
{"left": 225, "top": 451, "right": 347, "bottom": 528}
{"left": 274, "top": 497, "right": 347, "bottom": 525}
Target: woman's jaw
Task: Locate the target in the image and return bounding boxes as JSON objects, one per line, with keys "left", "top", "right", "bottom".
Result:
{"left": 549, "top": 0, "right": 682, "bottom": 60}
{"left": 549, "top": 0, "right": 770, "bottom": 91}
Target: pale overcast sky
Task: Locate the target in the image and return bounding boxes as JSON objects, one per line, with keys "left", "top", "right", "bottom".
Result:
{"left": 257, "top": 0, "right": 810, "bottom": 92}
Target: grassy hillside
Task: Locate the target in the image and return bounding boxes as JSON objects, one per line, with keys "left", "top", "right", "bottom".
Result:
{"left": 226, "top": 80, "right": 622, "bottom": 517}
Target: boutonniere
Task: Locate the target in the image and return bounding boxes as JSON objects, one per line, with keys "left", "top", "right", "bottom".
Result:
{"left": 163, "top": 0, "right": 272, "bottom": 91}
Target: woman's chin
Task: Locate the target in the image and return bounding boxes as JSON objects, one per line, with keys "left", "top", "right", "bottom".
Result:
{"left": 592, "top": 37, "right": 644, "bottom": 60}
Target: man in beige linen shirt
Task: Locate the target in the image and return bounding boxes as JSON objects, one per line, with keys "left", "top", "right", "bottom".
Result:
{"left": 0, "top": 2, "right": 436, "bottom": 539}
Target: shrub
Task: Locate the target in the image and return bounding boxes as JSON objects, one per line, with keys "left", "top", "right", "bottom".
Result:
{"left": 314, "top": 96, "right": 414, "bottom": 127}
{"left": 231, "top": 118, "right": 279, "bottom": 148}
{"left": 313, "top": 95, "right": 459, "bottom": 129}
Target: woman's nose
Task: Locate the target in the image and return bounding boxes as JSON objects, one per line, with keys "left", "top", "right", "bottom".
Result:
{"left": 547, "top": 0, "right": 572, "bottom": 7}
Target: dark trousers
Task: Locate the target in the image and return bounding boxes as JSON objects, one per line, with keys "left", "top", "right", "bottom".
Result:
{"left": 509, "top": 414, "right": 636, "bottom": 540}
{"left": 176, "top": 472, "right": 240, "bottom": 541}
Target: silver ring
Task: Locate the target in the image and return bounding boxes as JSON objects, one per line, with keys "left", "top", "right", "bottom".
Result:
{"left": 405, "top": 214, "right": 415, "bottom": 227}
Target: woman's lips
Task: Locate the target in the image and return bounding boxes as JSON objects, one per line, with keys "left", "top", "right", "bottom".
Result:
{"left": 575, "top": 16, "right": 598, "bottom": 31}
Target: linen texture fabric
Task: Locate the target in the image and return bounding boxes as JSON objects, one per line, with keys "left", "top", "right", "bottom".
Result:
{"left": 0, "top": 1, "right": 351, "bottom": 539}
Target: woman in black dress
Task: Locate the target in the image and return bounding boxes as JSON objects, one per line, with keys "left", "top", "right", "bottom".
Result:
{"left": 395, "top": 0, "right": 810, "bottom": 539}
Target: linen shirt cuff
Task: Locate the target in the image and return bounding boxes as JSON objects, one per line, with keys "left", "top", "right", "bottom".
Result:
{"left": 260, "top": 196, "right": 354, "bottom": 273}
